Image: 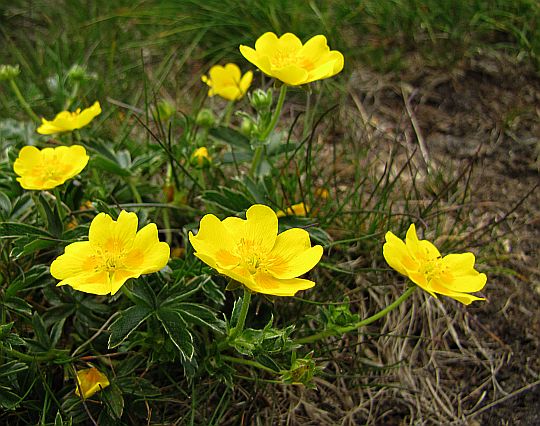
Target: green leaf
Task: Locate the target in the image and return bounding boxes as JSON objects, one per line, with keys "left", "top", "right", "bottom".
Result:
{"left": 103, "top": 383, "right": 124, "bottom": 420}
{"left": 156, "top": 308, "right": 194, "bottom": 361}
{"left": 32, "top": 312, "right": 51, "bottom": 348}
{"left": 108, "top": 305, "right": 152, "bottom": 348}
{"left": 130, "top": 282, "right": 157, "bottom": 309}
{"left": 0, "top": 222, "right": 52, "bottom": 239}
{"left": 175, "top": 303, "right": 225, "bottom": 333}
{"left": 11, "top": 237, "right": 57, "bottom": 259}
{"left": 35, "top": 192, "right": 63, "bottom": 237}
{"left": 0, "top": 386, "right": 21, "bottom": 409}
{"left": 202, "top": 187, "right": 253, "bottom": 214}
{"left": 0, "top": 361, "right": 28, "bottom": 378}
{"left": 209, "top": 126, "right": 251, "bottom": 150}
{"left": 7, "top": 265, "right": 50, "bottom": 297}
{"left": 4, "top": 296, "right": 32, "bottom": 317}
{"left": 0, "top": 191, "right": 11, "bottom": 219}
{"left": 91, "top": 155, "right": 132, "bottom": 177}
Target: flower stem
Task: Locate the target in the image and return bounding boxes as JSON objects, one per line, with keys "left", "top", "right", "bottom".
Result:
{"left": 53, "top": 187, "right": 66, "bottom": 222}
{"left": 249, "top": 84, "right": 288, "bottom": 178}
{"left": 229, "top": 286, "right": 251, "bottom": 340}
{"left": 0, "top": 346, "right": 60, "bottom": 363}
{"left": 220, "top": 354, "right": 279, "bottom": 374}
{"left": 296, "top": 286, "right": 417, "bottom": 345}
{"left": 9, "top": 79, "right": 40, "bottom": 123}
{"left": 259, "top": 84, "right": 287, "bottom": 141}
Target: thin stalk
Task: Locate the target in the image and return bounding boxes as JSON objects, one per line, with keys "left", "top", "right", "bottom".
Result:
{"left": 0, "top": 346, "right": 59, "bottom": 363}
{"left": 296, "top": 286, "right": 417, "bottom": 345}
{"left": 220, "top": 354, "right": 279, "bottom": 374}
{"left": 249, "top": 84, "right": 288, "bottom": 177}
{"left": 229, "top": 286, "right": 251, "bottom": 340}
{"left": 9, "top": 79, "right": 39, "bottom": 123}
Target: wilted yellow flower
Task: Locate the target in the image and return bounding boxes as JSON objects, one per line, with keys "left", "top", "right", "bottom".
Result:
{"left": 201, "top": 64, "right": 253, "bottom": 101}
{"left": 276, "top": 202, "right": 308, "bottom": 218}
{"left": 75, "top": 367, "right": 110, "bottom": 399}
{"left": 51, "top": 211, "right": 170, "bottom": 295}
{"left": 190, "top": 147, "right": 211, "bottom": 168}
{"left": 13, "top": 145, "right": 89, "bottom": 190}
{"left": 189, "top": 204, "right": 323, "bottom": 296}
{"left": 239, "top": 32, "right": 344, "bottom": 86}
{"left": 37, "top": 101, "right": 101, "bottom": 134}
{"left": 383, "top": 224, "right": 487, "bottom": 305}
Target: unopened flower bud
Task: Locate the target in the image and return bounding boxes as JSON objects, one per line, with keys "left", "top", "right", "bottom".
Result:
{"left": 249, "top": 88, "right": 273, "bottom": 112}
{"left": 195, "top": 108, "right": 216, "bottom": 128}
{"left": 0, "top": 64, "right": 20, "bottom": 81}
{"left": 240, "top": 117, "right": 255, "bottom": 137}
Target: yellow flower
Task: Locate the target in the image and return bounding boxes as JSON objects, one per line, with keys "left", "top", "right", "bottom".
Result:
{"left": 201, "top": 64, "right": 253, "bottom": 101}
{"left": 383, "top": 224, "right": 487, "bottom": 305}
{"left": 276, "top": 202, "right": 308, "bottom": 218}
{"left": 189, "top": 204, "right": 323, "bottom": 296}
{"left": 13, "top": 145, "right": 89, "bottom": 190}
{"left": 239, "top": 32, "right": 344, "bottom": 86}
{"left": 51, "top": 211, "right": 170, "bottom": 295}
{"left": 190, "top": 147, "right": 211, "bottom": 168}
{"left": 75, "top": 367, "right": 110, "bottom": 399}
{"left": 37, "top": 101, "right": 101, "bottom": 134}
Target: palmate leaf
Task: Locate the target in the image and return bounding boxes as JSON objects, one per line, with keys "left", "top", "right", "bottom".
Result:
{"left": 156, "top": 308, "right": 194, "bottom": 361}
{"left": 108, "top": 305, "right": 153, "bottom": 348}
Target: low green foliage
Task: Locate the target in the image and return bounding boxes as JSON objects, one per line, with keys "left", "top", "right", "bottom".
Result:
{"left": 0, "top": 1, "right": 533, "bottom": 424}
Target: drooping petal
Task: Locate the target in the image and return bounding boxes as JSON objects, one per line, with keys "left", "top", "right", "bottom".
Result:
{"left": 76, "top": 101, "right": 101, "bottom": 129}
{"left": 75, "top": 367, "right": 110, "bottom": 399}
{"left": 57, "top": 271, "right": 111, "bottom": 295}
{"left": 252, "top": 272, "right": 315, "bottom": 296}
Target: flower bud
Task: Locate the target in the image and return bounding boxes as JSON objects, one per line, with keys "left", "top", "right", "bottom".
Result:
{"left": 190, "top": 147, "right": 211, "bottom": 168}
{"left": 0, "top": 64, "right": 20, "bottom": 81}
{"left": 249, "top": 88, "right": 273, "bottom": 112}
{"left": 240, "top": 117, "right": 255, "bottom": 137}
{"left": 195, "top": 108, "right": 216, "bottom": 128}
{"left": 157, "top": 100, "right": 176, "bottom": 121}
{"left": 67, "top": 64, "right": 92, "bottom": 82}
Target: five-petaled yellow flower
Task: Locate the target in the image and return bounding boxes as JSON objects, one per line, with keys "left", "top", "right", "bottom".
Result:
{"left": 75, "top": 367, "right": 110, "bottom": 399}
{"left": 383, "top": 224, "right": 487, "bottom": 305}
{"left": 189, "top": 204, "right": 323, "bottom": 296}
{"left": 239, "top": 32, "right": 344, "bottom": 86}
{"left": 51, "top": 211, "right": 170, "bottom": 295}
{"left": 37, "top": 101, "right": 101, "bottom": 134}
{"left": 13, "top": 145, "right": 89, "bottom": 190}
{"left": 201, "top": 64, "right": 253, "bottom": 101}
{"left": 276, "top": 202, "right": 308, "bottom": 218}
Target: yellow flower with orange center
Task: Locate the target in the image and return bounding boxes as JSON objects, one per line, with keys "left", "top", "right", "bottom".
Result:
{"left": 239, "top": 32, "right": 344, "bottom": 86}
{"left": 50, "top": 211, "right": 170, "bottom": 295}
{"left": 201, "top": 64, "right": 253, "bottom": 101}
{"left": 37, "top": 101, "right": 101, "bottom": 134}
{"left": 75, "top": 367, "right": 110, "bottom": 399}
{"left": 383, "top": 224, "right": 487, "bottom": 305}
{"left": 13, "top": 145, "right": 89, "bottom": 190}
{"left": 189, "top": 204, "right": 323, "bottom": 296}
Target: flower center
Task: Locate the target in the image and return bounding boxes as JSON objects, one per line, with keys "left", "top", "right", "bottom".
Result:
{"left": 90, "top": 238, "right": 128, "bottom": 275}
{"left": 270, "top": 50, "right": 313, "bottom": 70}
{"left": 237, "top": 238, "right": 268, "bottom": 275}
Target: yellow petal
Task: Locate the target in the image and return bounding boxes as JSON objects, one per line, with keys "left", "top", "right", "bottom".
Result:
{"left": 269, "top": 64, "right": 308, "bottom": 86}
{"left": 50, "top": 241, "right": 96, "bottom": 279}
{"left": 75, "top": 367, "right": 110, "bottom": 399}
{"left": 252, "top": 272, "right": 315, "bottom": 296}
{"left": 277, "top": 33, "right": 303, "bottom": 52}
{"left": 299, "top": 34, "right": 329, "bottom": 59}
{"left": 110, "top": 269, "right": 140, "bottom": 295}
{"left": 222, "top": 204, "right": 278, "bottom": 253}
{"left": 124, "top": 223, "right": 170, "bottom": 274}
{"left": 57, "top": 271, "right": 111, "bottom": 295}
{"left": 267, "top": 228, "right": 323, "bottom": 279}
{"left": 239, "top": 70, "right": 253, "bottom": 95}
{"left": 383, "top": 231, "right": 416, "bottom": 275}
{"left": 89, "top": 211, "right": 138, "bottom": 252}
{"left": 189, "top": 214, "right": 237, "bottom": 266}
{"left": 76, "top": 101, "right": 101, "bottom": 129}
{"left": 254, "top": 32, "right": 279, "bottom": 55}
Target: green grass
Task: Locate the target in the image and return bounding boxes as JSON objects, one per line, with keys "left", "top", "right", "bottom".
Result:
{"left": 0, "top": 1, "right": 537, "bottom": 424}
